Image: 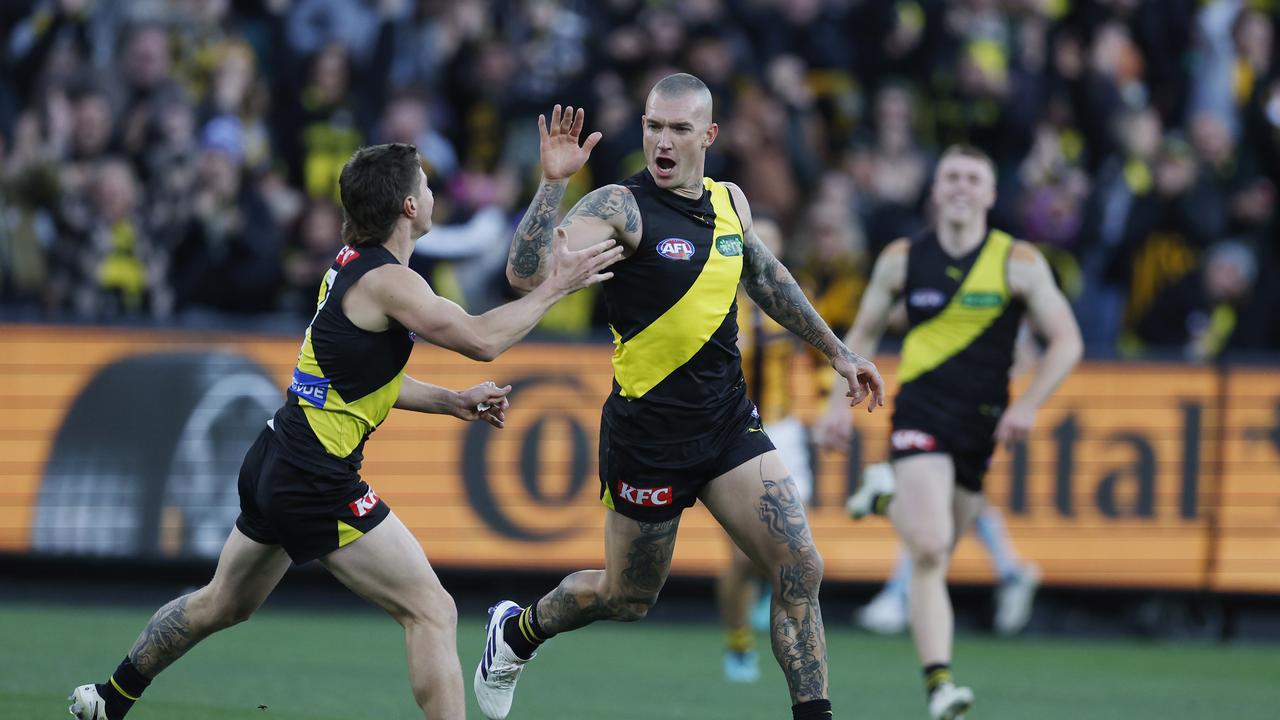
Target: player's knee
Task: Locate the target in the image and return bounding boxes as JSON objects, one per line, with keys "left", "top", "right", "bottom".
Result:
{"left": 201, "top": 587, "right": 259, "bottom": 629}
{"left": 771, "top": 547, "right": 824, "bottom": 602}
{"left": 605, "top": 589, "right": 658, "bottom": 622}
{"left": 400, "top": 588, "right": 458, "bottom": 631}
{"left": 616, "top": 596, "right": 657, "bottom": 622}
{"left": 908, "top": 539, "right": 951, "bottom": 570}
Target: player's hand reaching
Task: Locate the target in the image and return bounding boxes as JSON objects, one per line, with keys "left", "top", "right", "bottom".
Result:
{"left": 456, "top": 381, "right": 512, "bottom": 428}
{"left": 539, "top": 104, "right": 602, "bottom": 182}
{"left": 833, "top": 351, "right": 886, "bottom": 413}
{"left": 545, "top": 227, "right": 623, "bottom": 295}
{"left": 994, "top": 398, "right": 1036, "bottom": 449}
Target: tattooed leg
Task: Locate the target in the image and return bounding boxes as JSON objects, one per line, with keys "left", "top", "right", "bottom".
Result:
{"left": 128, "top": 528, "right": 291, "bottom": 677}
{"left": 535, "top": 513, "right": 680, "bottom": 634}
{"left": 127, "top": 594, "right": 209, "bottom": 677}
{"left": 701, "top": 452, "right": 829, "bottom": 704}
{"left": 758, "top": 474, "right": 829, "bottom": 703}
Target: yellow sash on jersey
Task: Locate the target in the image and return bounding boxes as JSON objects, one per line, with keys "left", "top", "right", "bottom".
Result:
{"left": 611, "top": 178, "right": 744, "bottom": 399}
{"left": 899, "top": 230, "right": 1013, "bottom": 384}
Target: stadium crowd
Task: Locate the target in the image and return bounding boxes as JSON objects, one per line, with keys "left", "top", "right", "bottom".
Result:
{"left": 1, "top": 0, "right": 1277, "bottom": 359}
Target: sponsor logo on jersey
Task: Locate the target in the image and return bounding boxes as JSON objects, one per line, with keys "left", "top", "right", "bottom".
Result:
{"left": 335, "top": 246, "right": 360, "bottom": 267}
{"left": 290, "top": 368, "right": 330, "bottom": 408}
{"left": 348, "top": 487, "right": 381, "bottom": 517}
{"left": 961, "top": 291, "right": 1003, "bottom": 308}
{"left": 715, "top": 234, "right": 743, "bottom": 257}
{"left": 657, "top": 238, "right": 695, "bottom": 261}
{"left": 891, "top": 429, "right": 937, "bottom": 452}
{"left": 617, "top": 481, "right": 673, "bottom": 506}
{"left": 909, "top": 289, "right": 948, "bottom": 309}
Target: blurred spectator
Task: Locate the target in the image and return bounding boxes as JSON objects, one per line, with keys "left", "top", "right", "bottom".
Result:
{"left": 117, "top": 23, "right": 186, "bottom": 170}
{"left": 0, "top": 0, "right": 1271, "bottom": 361}
{"left": 48, "top": 157, "right": 171, "bottom": 318}
{"left": 379, "top": 92, "right": 459, "bottom": 182}
{"left": 169, "top": 116, "right": 282, "bottom": 314}
{"left": 1135, "top": 240, "right": 1269, "bottom": 359}
{"left": 724, "top": 84, "right": 801, "bottom": 227}
{"left": 1076, "top": 106, "right": 1162, "bottom": 348}
{"left": 6, "top": 0, "right": 95, "bottom": 107}
{"left": 276, "top": 41, "right": 365, "bottom": 201}
{"left": 281, "top": 198, "right": 343, "bottom": 317}
{"left": 200, "top": 38, "right": 272, "bottom": 170}
{"left": 847, "top": 84, "right": 931, "bottom": 258}
{"left": 0, "top": 163, "right": 59, "bottom": 307}
{"left": 795, "top": 173, "right": 870, "bottom": 341}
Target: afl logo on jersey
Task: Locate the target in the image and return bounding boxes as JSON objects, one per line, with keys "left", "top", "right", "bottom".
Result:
{"left": 909, "top": 289, "right": 947, "bottom": 309}
{"left": 657, "top": 238, "right": 695, "bottom": 261}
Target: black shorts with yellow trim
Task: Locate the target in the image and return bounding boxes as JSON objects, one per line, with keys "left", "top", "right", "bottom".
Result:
{"left": 890, "top": 401, "right": 997, "bottom": 494}
{"left": 598, "top": 397, "right": 776, "bottom": 523}
{"left": 234, "top": 426, "right": 391, "bottom": 563}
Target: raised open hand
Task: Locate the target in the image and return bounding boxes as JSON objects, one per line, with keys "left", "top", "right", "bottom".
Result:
{"left": 539, "top": 104, "right": 603, "bottom": 181}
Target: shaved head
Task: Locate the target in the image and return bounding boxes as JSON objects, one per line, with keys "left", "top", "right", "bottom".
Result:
{"left": 648, "top": 73, "right": 713, "bottom": 123}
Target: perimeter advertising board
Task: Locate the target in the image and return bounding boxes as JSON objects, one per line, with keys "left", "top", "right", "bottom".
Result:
{"left": 2, "top": 325, "right": 1277, "bottom": 592}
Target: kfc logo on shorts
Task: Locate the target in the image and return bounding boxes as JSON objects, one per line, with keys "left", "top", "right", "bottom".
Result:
{"left": 657, "top": 238, "right": 695, "bottom": 261}
{"left": 618, "top": 481, "right": 673, "bottom": 506}
{"left": 891, "top": 429, "right": 937, "bottom": 452}
{"left": 349, "top": 487, "right": 381, "bottom": 517}
{"left": 335, "top": 246, "right": 360, "bottom": 267}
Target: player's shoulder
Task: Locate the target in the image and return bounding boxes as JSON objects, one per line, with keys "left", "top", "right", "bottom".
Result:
{"left": 1007, "top": 237, "right": 1044, "bottom": 264}
{"left": 710, "top": 179, "right": 754, "bottom": 228}
{"left": 884, "top": 237, "right": 913, "bottom": 255}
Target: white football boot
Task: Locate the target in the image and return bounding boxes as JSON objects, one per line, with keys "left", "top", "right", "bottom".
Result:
{"left": 473, "top": 601, "right": 533, "bottom": 720}
{"left": 68, "top": 684, "right": 109, "bottom": 720}
{"left": 994, "top": 563, "right": 1042, "bottom": 636}
{"left": 928, "top": 683, "right": 974, "bottom": 720}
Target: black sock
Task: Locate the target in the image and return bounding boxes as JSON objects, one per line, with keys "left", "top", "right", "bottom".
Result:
{"left": 792, "top": 698, "right": 832, "bottom": 719}
{"left": 502, "top": 603, "right": 553, "bottom": 660}
{"left": 96, "top": 657, "right": 151, "bottom": 719}
{"left": 923, "top": 663, "right": 953, "bottom": 697}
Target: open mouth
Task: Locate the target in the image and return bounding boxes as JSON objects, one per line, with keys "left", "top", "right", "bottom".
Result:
{"left": 655, "top": 157, "right": 676, "bottom": 176}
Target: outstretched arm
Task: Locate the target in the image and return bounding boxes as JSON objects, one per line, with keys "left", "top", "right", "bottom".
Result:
{"left": 372, "top": 229, "right": 621, "bottom": 361}
{"left": 729, "top": 183, "right": 885, "bottom": 411}
{"left": 394, "top": 375, "right": 512, "bottom": 428}
{"left": 507, "top": 104, "right": 603, "bottom": 293}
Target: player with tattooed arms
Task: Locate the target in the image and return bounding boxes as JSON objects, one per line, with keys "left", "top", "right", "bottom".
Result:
{"left": 473, "top": 74, "right": 885, "bottom": 720}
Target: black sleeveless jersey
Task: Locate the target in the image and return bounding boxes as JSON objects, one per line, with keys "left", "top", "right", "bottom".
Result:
{"left": 601, "top": 170, "right": 749, "bottom": 441}
{"left": 897, "top": 228, "right": 1025, "bottom": 420}
{"left": 273, "top": 244, "right": 413, "bottom": 477}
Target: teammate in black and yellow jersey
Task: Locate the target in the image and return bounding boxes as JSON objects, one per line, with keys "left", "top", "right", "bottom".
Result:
{"left": 472, "top": 75, "right": 885, "bottom": 720}
{"left": 815, "top": 145, "right": 1083, "bottom": 720}
{"left": 69, "top": 143, "right": 621, "bottom": 720}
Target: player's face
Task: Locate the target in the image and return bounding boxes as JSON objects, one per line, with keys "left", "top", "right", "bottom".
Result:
{"left": 642, "top": 93, "right": 717, "bottom": 190}
{"left": 931, "top": 154, "right": 995, "bottom": 225}
{"left": 409, "top": 167, "right": 434, "bottom": 234}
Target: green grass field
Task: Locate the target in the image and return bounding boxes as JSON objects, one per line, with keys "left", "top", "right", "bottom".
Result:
{"left": 1, "top": 602, "right": 1272, "bottom": 719}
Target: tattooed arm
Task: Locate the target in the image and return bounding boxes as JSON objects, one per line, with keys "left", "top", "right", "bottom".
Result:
{"left": 507, "top": 104, "right": 624, "bottom": 293}
{"left": 510, "top": 180, "right": 643, "bottom": 290}
{"left": 507, "top": 177, "right": 570, "bottom": 292}
{"left": 725, "top": 182, "right": 885, "bottom": 411}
